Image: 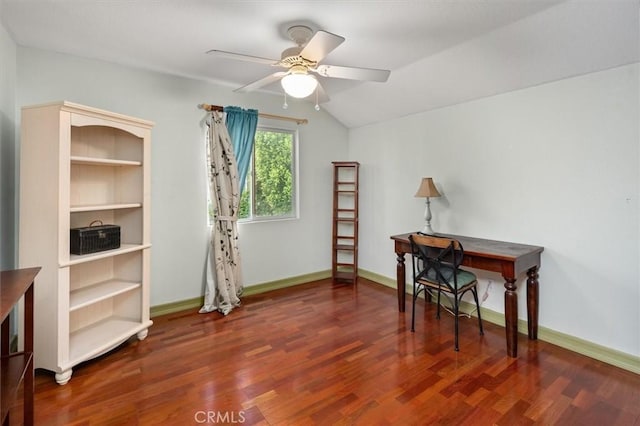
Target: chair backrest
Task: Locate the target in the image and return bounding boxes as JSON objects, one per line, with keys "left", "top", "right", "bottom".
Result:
{"left": 409, "top": 233, "right": 465, "bottom": 290}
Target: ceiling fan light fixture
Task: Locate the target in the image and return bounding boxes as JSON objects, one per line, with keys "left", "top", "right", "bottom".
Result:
{"left": 281, "top": 72, "right": 318, "bottom": 99}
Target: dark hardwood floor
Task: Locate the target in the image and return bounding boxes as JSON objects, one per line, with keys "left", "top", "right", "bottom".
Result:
{"left": 25, "top": 278, "right": 639, "bottom": 425}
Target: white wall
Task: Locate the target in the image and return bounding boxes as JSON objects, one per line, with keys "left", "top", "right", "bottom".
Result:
{"left": 16, "top": 47, "right": 348, "bottom": 306}
{"left": 11, "top": 39, "right": 638, "bottom": 359}
{"left": 0, "top": 21, "right": 17, "bottom": 269}
{"left": 349, "top": 64, "right": 639, "bottom": 357}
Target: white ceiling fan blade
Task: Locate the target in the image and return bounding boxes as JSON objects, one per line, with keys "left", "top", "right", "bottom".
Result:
{"left": 299, "top": 30, "right": 345, "bottom": 62}
{"left": 313, "top": 64, "right": 390, "bottom": 82}
{"left": 234, "top": 71, "right": 288, "bottom": 93}
{"left": 207, "top": 49, "right": 278, "bottom": 66}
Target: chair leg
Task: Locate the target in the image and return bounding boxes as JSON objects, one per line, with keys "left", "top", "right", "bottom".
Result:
{"left": 411, "top": 284, "right": 417, "bottom": 332}
{"left": 453, "top": 293, "right": 460, "bottom": 351}
{"left": 472, "top": 287, "right": 484, "bottom": 335}
{"left": 436, "top": 288, "right": 442, "bottom": 319}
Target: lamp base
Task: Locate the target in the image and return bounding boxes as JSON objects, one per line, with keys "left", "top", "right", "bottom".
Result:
{"left": 421, "top": 223, "right": 435, "bottom": 235}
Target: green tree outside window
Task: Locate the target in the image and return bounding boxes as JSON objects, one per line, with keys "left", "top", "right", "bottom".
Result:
{"left": 238, "top": 128, "right": 296, "bottom": 220}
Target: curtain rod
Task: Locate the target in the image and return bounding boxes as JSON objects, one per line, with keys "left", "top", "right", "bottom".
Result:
{"left": 199, "top": 103, "right": 308, "bottom": 125}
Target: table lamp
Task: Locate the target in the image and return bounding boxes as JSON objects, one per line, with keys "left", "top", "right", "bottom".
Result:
{"left": 414, "top": 177, "right": 441, "bottom": 235}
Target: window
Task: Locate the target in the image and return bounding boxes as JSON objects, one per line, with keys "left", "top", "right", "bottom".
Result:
{"left": 238, "top": 127, "right": 298, "bottom": 221}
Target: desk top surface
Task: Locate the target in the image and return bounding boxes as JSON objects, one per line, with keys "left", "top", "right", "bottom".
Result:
{"left": 0, "top": 267, "right": 40, "bottom": 321}
{"left": 391, "top": 232, "right": 544, "bottom": 261}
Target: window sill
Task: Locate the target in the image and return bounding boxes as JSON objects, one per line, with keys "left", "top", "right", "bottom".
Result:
{"left": 238, "top": 216, "right": 299, "bottom": 225}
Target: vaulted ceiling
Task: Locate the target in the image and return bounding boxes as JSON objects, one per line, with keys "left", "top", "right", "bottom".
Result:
{"left": 1, "top": 0, "right": 638, "bottom": 128}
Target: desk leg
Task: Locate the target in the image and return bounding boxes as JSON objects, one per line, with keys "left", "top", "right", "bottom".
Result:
{"left": 24, "top": 283, "right": 34, "bottom": 426}
{"left": 396, "top": 251, "right": 406, "bottom": 312}
{"left": 1, "top": 318, "right": 8, "bottom": 356}
{"left": 527, "top": 266, "right": 539, "bottom": 340}
{"left": 504, "top": 278, "right": 518, "bottom": 358}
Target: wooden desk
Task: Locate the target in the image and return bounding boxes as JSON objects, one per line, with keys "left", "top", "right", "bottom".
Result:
{"left": 1, "top": 267, "right": 40, "bottom": 426}
{"left": 391, "top": 233, "right": 543, "bottom": 357}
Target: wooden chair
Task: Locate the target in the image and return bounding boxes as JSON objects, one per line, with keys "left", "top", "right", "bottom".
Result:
{"left": 409, "top": 233, "right": 484, "bottom": 351}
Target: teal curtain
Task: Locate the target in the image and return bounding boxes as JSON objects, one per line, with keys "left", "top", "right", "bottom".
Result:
{"left": 224, "top": 106, "right": 258, "bottom": 194}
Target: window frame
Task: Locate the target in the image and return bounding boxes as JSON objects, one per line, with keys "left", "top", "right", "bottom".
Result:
{"left": 238, "top": 124, "right": 299, "bottom": 223}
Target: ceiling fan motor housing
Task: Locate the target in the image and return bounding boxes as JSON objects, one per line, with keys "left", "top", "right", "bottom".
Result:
{"left": 281, "top": 46, "right": 302, "bottom": 60}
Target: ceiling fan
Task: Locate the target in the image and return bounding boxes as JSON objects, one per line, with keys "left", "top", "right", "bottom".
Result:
{"left": 207, "top": 25, "right": 391, "bottom": 102}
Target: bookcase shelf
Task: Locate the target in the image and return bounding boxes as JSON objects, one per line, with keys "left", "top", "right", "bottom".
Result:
{"left": 70, "top": 156, "right": 142, "bottom": 167}
{"left": 65, "top": 243, "right": 150, "bottom": 266}
{"left": 70, "top": 279, "right": 141, "bottom": 311}
{"left": 68, "top": 318, "right": 152, "bottom": 369}
{"left": 70, "top": 203, "right": 142, "bottom": 213}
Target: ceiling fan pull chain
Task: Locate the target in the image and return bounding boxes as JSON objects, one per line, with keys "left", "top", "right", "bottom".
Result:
{"left": 314, "top": 86, "right": 320, "bottom": 111}
{"left": 282, "top": 91, "right": 288, "bottom": 110}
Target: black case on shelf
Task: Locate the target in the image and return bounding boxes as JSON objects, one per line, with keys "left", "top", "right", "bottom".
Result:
{"left": 70, "top": 223, "right": 121, "bottom": 255}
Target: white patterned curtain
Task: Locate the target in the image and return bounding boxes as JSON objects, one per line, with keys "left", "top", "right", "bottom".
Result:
{"left": 199, "top": 111, "right": 242, "bottom": 315}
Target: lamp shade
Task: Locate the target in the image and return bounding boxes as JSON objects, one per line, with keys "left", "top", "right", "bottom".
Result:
{"left": 281, "top": 73, "right": 318, "bottom": 98}
{"left": 414, "top": 177, "right": 441, "bottom": 198}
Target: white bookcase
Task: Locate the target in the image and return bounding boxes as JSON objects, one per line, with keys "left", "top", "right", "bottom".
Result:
{"left": 18, "top": 102, "right": 154, "bottom": 385}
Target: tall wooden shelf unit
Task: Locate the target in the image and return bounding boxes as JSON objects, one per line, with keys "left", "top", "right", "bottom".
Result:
{"left": 19, "top": 102, "right": 154, "bottom": 385}
{"left": 331, "top": 161, "right": 359, "bottom": 284}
